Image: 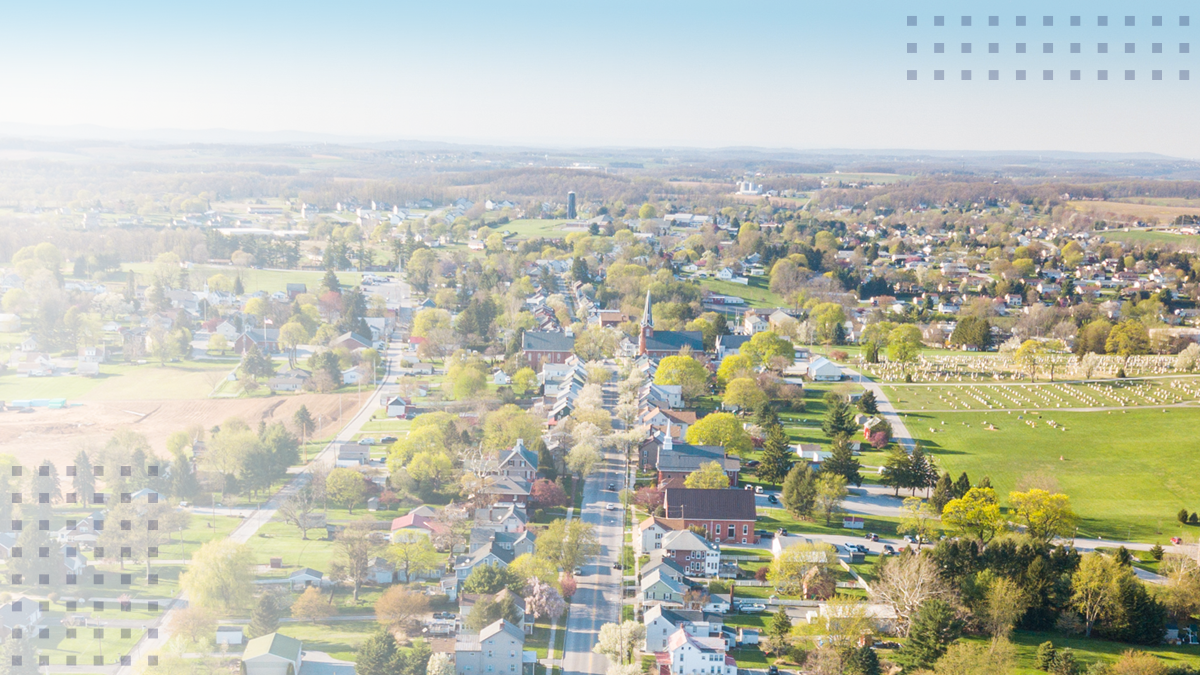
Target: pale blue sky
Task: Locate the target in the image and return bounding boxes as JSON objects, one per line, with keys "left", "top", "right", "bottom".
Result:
{"left": 0, "top": 1, "right": 1195, "bottom": 155}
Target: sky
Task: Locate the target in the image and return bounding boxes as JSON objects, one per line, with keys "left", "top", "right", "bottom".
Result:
{"left": 0, "top": 1, "right": 1197, "bottom": 155}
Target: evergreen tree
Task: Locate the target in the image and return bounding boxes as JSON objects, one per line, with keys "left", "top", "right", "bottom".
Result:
{"left": 534, "top": 437, "right": 557, "bottom": 480}
{"left": 856, "top": 390, "right": 879, "bottom": 415}
{"left": 293, "top": 405, "right": 315, "bottom": 442}
{"left": 248, "top": 593, "right": 281, "bottom": 638}
{"left": 321, "top": 270, "right": 341, "bottom": 295}
{"left": 355, "top": 630, "right": 406, "bottom": 675}
{"left": 897, "top": 599, "right": 961, "bottom": 670}
{"left": 977, "top": 475, "right": 992, "bottom": 489}
{"left": 1035, "top": 642, "right": 1057, "bottom": 671}
{"left": 906, "top": 447, "right": 937, "bottom": 496}
{"left": 768, "top": 608, "right": 792, "bottom": 639}
{"left": 822, "top": 393, "right": 859, "bottom": 438}
{"left": 822, "top": 435, "right": 862, "bottom": 487}
{"left": 73, "top": 450, "right": 95, "bottom": 504}
{"left": 757, "top": 424, "right": 794, "bottom": 486}
{"left": 880, "top": 447, "right": 912, "bottom": 497}
{"left": 953, "top": 472, "right": 971, "bottom": 499}
{"left": 930, "top": 472, "right": 954, "bottom": 513}
{"left": 233, "top": 275, "right": 245, "bottom": 295}
{"left": 754, "top": 403, "right": 780, "bottom": 429}
{"left": 842, "top": 645, "right": 880, "bottom": 675}
{"left": 782, "top": 464, "right": 817, "bottom": 518}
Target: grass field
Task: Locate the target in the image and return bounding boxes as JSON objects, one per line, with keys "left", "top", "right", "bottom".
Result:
{"left": 118, "top": 263, "right": 365, "bottom": 294}
{"left": 699, "top": 276, "right": 787, "bottom": 308}
{"left": 0, "top": 361, "right": 234, "bottom": 402}
{"left": 882, "top": 378, "right": 1199, "bottom": 412}
{"left": 907, "top": 407, "right": 1200, "bottom": 541}
{"left": 1069, "top": 199, "right": 1200, "bottom": 225}
{"left": 491, "top": 218, "right": 578, "bottom": 240}
{"left": 1103, "top": 229, "right": 1200, "bottom": 249}
{"left": 276, "top": 620, "right": 377, "bottom": 661}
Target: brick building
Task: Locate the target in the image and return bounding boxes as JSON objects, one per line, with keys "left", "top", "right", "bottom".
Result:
{"left": 663, "top": 488, "right": 758, "bottom": 545}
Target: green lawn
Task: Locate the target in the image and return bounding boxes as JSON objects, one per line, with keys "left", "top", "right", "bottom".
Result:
{"left": 882, "top": 378, "right": 1196, "bottom": 413}
{"left": 0, "top": 360, "right": 235, "bottom": 402}
{"left": 276, "top": 620, "right": 378, "bottom": 661}
{"left": 699, "top": 276, "right": 787, "bottom": 308}
{"left": 491, "top": 219, "right": 577, "bottom": 240}
{"left": 120, "top": 263, "right": 365, "bottom": 295}
{"left": 972, "top": 630, "right": 1200, "bottom": 673}
{"left": 908, "top": 407, "right": 1200, "bottom": 541}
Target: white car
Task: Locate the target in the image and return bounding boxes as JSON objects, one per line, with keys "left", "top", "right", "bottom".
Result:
{"left": 605, "top": 503, "right": 617, "bottom": 511}
{"left": 738, "top": 602, "right": 767, "bottom": 614}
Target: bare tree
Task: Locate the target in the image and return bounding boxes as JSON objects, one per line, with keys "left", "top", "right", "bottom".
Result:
{"left": 332, "top": 520, "right": 379, "bottom": 602}
{"left": 868, "top": 553, "right": 955, "bottom": 636}
{"left": 278, "top": 483, "right": 320, "bottom": 540}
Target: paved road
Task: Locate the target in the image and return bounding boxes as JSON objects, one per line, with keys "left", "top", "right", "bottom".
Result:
{"left": 561, "top": 447, "right": 627, "bottom": 675}
{"left": 113, "top": 278, "right": 411, "bottom": 675}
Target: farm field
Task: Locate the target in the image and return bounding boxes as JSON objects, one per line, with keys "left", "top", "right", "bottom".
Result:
{"left": 1103, "top": 229, "right": 1200, "bottom": 249}
{"left": 1069, "top": 199, "right": 1200, "bottom": 224}
{"left": 883, "top": 377, "right": 1200, "bottom": 412}
{"left": 907, "top": 406, "right": 1200, "bottom": 541}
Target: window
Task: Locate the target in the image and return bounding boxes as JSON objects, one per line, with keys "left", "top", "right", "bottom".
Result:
{"left": 743, "top": 525, "right": 749, "bottom": 534}
{"left": 727, "top": 525, "right": 734, "bottom": 538}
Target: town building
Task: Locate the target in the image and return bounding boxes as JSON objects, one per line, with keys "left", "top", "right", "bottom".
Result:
{"left": 662, "top": 488, "right": 758, "bottom": 545}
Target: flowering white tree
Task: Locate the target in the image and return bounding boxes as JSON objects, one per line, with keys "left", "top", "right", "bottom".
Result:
{"left": 593, "top": 621, "right": 646, "bottom": 673}
{"left": 525, "top": 577, "right": 566, "bottom": 621}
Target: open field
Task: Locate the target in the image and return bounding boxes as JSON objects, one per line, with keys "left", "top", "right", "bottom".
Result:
{"left": 883, "top": 377, "right": 1200, "bottom": 412}
{"left": 907, "top": 407, "right": 1200, "bottom": 541}
{"left": 490, "top": 218, "right": 579, "bottom": 240}
{"left": 1103, "top": 229, "right": 1200, "bottom": 249}
{"left": 118, "top": 263, "right": 366, "bottom": 294}
{"left": 699, "top": 276, "right": 787, "bottom": 308}
{"left": 2, "top": 393, "right": 353, "bottom": 467}
{"left": 1069, "top": 199, "right": 1200, "bottom": 224}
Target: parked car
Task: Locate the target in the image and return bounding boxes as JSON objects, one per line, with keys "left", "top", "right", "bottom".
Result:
{"left": 755, "top": 529, "right": 773, "bottom": 539}
{"left": 768, "top": 666, "right": 780, "bottom": 675}
{"left": 864, "top": 532, "right": 879, "bottom": 542}
{"left": 1172, "top": 537, "right": 1183, "bottom": 545}
{"left": 358, "top": 437, "right": 377, "bottom": 446}
{"left": 738, "top": 602, "right": 767, "bottom": 614}
{"left": 607, "top": 483, "right": 616, "bottom": 491}
{"left": 767, "top": 494, "right": 778, "bottom": 504}
{"left": 605, "top": 503, "right": 617, "bottom": 511}
{"left": 776, "top": 528, "right": 788, "bottom": 536}
{"left": 882, "top": 544, "right": 896, "bottom": 555}
{"left": 612, "top": 562, "right": 623, "bottom": 570}
{"left": 745, "top": 460, "right": 761, "bottom": 468}
{"left": 381, "top": 436, "right": 398, "bottom": 444}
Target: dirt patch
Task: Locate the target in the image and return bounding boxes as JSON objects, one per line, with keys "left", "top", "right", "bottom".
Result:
{"left": 0, "top": 392, "right": 369, "bottom": 468}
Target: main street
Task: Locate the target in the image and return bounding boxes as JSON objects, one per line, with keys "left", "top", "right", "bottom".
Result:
{"left": 561, "top": 446, "right": 627, "bottom": 675}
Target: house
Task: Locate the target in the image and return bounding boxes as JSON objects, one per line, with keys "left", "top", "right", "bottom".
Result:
{"left": 286, "top": 283, "right": 307, "bottom": 299}
{"left": 0, "top": 596, "right": 42, "bottom": 641}
{"left": 742, "top": 311, "right": 769, "bottom": 335}
{"left": 214, "top": 320, "right": 241, "bottom": 340}
{"left": 521, "top": 331, "right": 576, "bottom": 370}
{"left": 635, "top": 516, "right": 683, "bottom": 555}
{"left": 385, "top": 396, "right": 412, "bottom": 418}
{"left": 460, "top": 590, "right": 533, "bottom": 635}
{"left": 714, "top": 334, "right": 751, "bottom": 361}
{"left": 641, "top": 568, "right": 687, "bottom": 606}
{"left": 643, "top": 605, "right": 726, "bottom": 652}
{"left": 78, "top": 345, "right": 108, "bottom": 363}
{"left": 662, "top": 488, "right": 758, "bottom": 545}
{"left": 216, "top": 625, "right": 245, "bottom": 646}
{"left": 234, "top": 329, "right": 280, "bottom": 354}
{"left": 242, "top": 633, "right": 303, "bottom": 675}
{"left": 474, "top": 504, "right": 528, "bottom": 533}
{"left": 652, "top": 433, "right": 740, "bottom": 489}
{"left": 660, "top": 529, "right": 721, "bottom": 576}
{"left": 55, "top": 512, "right": 103, "bottom": 545}
{"left": 0, "top": 532, "right": 16, "bottom": 558}
{"left": 641, "top": 552, "right": 688, "bottom": 584}
{"left": 368, "top": 557, "right": 396, "bottom": 584}
{"left": 18, "top": 336, "right": 38, "bottom": 352}
{"left": 289, "top": 568, "right": 327, "bottom": 590}
{"left": 454, "top": 619, "right": 535, "bottom": 675}
{"left": 493, "top": 439, "right": 539, "bottom": 482}
{"left": 268, "top": 369, "right": 311, "bottom": 392}
{"left": 330, "top": 332, "right": 372, "bottom": 352}
{"left": 640, "top": 408, "right": 697, "bottom": 438}
{"left": 481, "top": 476, "right": 532, "bottom": 509}
{"left": 807, "top": 356, "right": 843, "bottom": 382}
{"left": 638, "top": 292, "right": 704, "bottom": 358}
{"left": 493, "top": 370, "right": 512, "bottom": 385}
{"left": 663, "top": 626, "right": 737, "bottom": 675}
{"left": 641, "top": 383, "right": 684, "bottom": 410}
{"left": 390, "top": 507, "right": 447, "bottom": 544}
{"left": 454, "top": 542, "right": 515, "bottom": 581}
{"left": 335, "top": 444, "right": 369, "bottom": 467}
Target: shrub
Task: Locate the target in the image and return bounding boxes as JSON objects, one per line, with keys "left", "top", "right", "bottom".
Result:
{"left": 1151, "top": 544, "right": 1165, "bottom": 561}
{"left": 1191, "top": 512, "right": 1199, "bottom": 525}
{"left": 1179, "top": 509, "right": 1190, "bottom": 525}
{"left": 755, "top": 566, "right": 769, "bottom": 582}
{"left": 1036, "top": 641, "right": 1058, "bottom": 671}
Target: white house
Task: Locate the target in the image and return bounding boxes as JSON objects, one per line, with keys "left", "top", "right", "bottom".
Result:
{"left": 385, "top": 396, "right": 411, "bottom": 418}
{"left": 454, "top": 619, "right": 534, "bottom": 675}
{"left": 493, "top": 370, "right": 512, "bottom": 385}
{"left": 666, "top": 627, "right": 737, "bottom": 675}
{"left": 288, "top": 568, "right": 327, "bottom": 591}
{"left": 241, "top": 633, "right": 302, "bottom": 675}
{"left": 807, "top": 356, "right": 843, "bottom": 382}
{"left": 661, "top": 529, "right": 721, "bottom": 576}
{"left": 635, "top": 516, "right": 677, "bottom": 555}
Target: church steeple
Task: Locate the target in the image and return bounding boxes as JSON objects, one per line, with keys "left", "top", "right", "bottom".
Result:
{"left": 639, "top": 290, "right": 653, "bottom": 356}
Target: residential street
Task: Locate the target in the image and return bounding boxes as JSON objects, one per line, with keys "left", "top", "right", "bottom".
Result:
{"left": 561, "top": 446, "right": 627, "bottom": 675}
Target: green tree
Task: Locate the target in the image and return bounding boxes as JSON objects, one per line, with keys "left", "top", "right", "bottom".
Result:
{"left": 512, "top": 367, "right": 539, "bottom": 396}
{"left": 684, "top": 460, "right": 730, "bottom": 489}
{"left": 356, "top": 629, "right": 405, "bottom": 675}
{"left": 887, "top": 324, "right": 924, "bottom": 363}
{"left": 822, "top": 393, "right": 858, "bottom": 438}
{"left": 685, "top": 412, "right": 753, "bottom": 458}
{"left": 179, "top": 540, "right": 255, "bottom": 613}
{"left": 942, "top": 487, "right": 1007, "bottom": 545}
{"left": 464, "top": 594, "right": 523, "bottom": 631}
{"left": 757, "top": 424, "right": 794, "bottom": 485}
{"left": 654, "top": 354, "right": 709, "bottom": 402}
{"left": 723, "top": 377, "right": 767, "bottom": 411}
{"left": 1106, "top": 319, "right": 1150, "bottom": 361}
{"left": 462, "top": 564, "right": 518, "bottom": 594}
{"left": 768, "top": 607, "right": 793, "bottom": 639}
{"left": 293, "top": 405, "right": 315, "bottom": 443}
{"left": 782, "top": 464, "right": 817, "bottom": 517}
{"left": 248, "top": 593, "right": 281, "bottom": 638}
{"left": 815, "top": 473, "right": 848, "bottom": 526}
{"left": 742, "top": 331, "right": 795, "bottom": 367}
{"left": 326, "top": 468, "right": 368, "bottom": 513}
{"left": 535, "top": 518, "right": 601, "bottom": 572}
{"left": 897, "top": 599, "right": 961, "bottom": 669}
{"left": 880, "top": 447, "right": 913, "bottom": 497}
{"left": 822, "top": 435, "right": 862, "bottom": 487}
{"left": 856, "top": 390, "right": 878, "bottom": 415}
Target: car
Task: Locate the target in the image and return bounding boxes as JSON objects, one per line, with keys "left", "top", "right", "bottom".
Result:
{"left": 1172, "top": 537, "right": 1184, "bottom": 545}
{"left": 179, "top": 501, "right": 189, "bottom": 508}
{"left": 776, "top": 528, "right": 788, "bottom": 536}
{"left": 433, "top": 611, "right": 456, "bottom": 620}
{"left": 738, "top": 602, "right": 767, "bottom": 614}
{"left": 767, "top": 494, "right": 778, "bottom": 504}
{"left": 358, "top": 437, "right": 377, "bottom": 446}
{"left": 573, "top": 566, "right": 583, "bottom": 576}
{"left": 864, "top": 532, "right": 879, "bottom": 542}
{"left": 755, "top": 529, "right": 773, "bottom": 538}
{"left": 768, "top": 667, "right": 780, "bottom": 675}
{"left": 605, "top": 503, "right": 617, "bottom": 511}
{"left": 882, "top": 544, "right": 896, "bottom": 555}
{"left": 381, "top": 436, "right": 398, "bottom": 444}
{"left": 755, "top": 485, "right": 764, "bottom": 494}
{"left": 744, "top": 460, "right": 761, "bottom": 468}
{"left": 607, "top": 483, "right": 616, "bottom": 491}
{"left": 612, "top": 562, "right": 623, "bottom": 570}
{"left": 851, "top": 544, "right": 870, "bottom": 554}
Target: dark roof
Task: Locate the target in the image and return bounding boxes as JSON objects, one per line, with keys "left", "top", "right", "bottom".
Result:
{"left": 522, "top": 331, "right": 575, "bottom": 353}
{"left": 715, "top": 334, "right": 751, "bottom": 351}
{"left": 663, "top": 488, "right": 757, "bottom": 521}
{"left": 645, "top": 330, "right": 704, "bottom": 353}
{"left": 656, "top": 442, "right": 739, "bottom": 474}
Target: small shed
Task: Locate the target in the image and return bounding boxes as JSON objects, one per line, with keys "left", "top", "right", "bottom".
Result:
{"left": 216, "top": 625, "right": 244, "bottom": 646}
